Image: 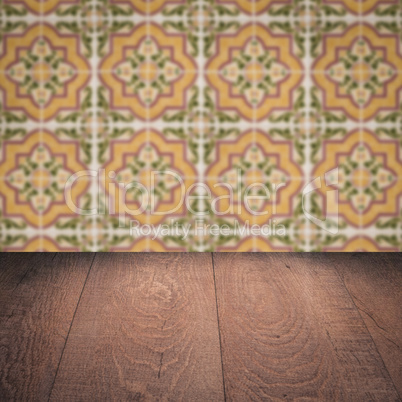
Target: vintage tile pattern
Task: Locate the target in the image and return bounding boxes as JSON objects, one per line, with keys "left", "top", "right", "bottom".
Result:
{"left": 0, "top": 0, "right": 401, "bottom": 251}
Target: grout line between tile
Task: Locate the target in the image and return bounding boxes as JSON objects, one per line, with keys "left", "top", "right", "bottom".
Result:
{"left": 304, "top": 0, "right": 312, "bottom": 251}
{"left": 198, "top": 0, "right": 206, "bottom": 251}
{"left": 358, "top": 2, "right": 364, "bottom": 236}
{"left": 251, "top": 0, "right": 257, "bottom": 250}
{"left": 145, "top": 0, "right": 152, "bottom": 251}
{"left": 38, "top": 2, "right": 44, "bottom": 250}
{"left": 91, "top": 0, "right": 99, "bottom": 252}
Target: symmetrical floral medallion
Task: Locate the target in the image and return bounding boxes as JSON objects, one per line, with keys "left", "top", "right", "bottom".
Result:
{"left": 0, "top": 131, "right": 89, "bottom": 228}
{"left": 0, "top": 24, "right": 90, "bottom": 121}
{"left": 207, "top": 24, "right": 303, "bottom": 121}
{"left": 313, "top": 24, "right": 402, "bottom": 121}
{"left": 313, "top": 130, "right": 402, "bottom": 228}
{"left": 99, "top": 23, "right": 196, "bottom": 121}
{"left": 103, "top": 130, "right": 196, "bottom": 225}
{"left": 206, "top": 131, "right": 303, "bottom": 225}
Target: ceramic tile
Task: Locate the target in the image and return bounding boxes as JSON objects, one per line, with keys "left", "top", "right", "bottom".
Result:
{"left": 0, "top": 0, "right": 401, "bottom": 251}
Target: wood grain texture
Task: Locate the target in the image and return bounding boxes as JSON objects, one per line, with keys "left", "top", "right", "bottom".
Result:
{"left": 331, "top": 253, "right": 402, "bottom": 398}
{"left": 1, "top": 253, "right": 400, "bottom": 401}
{"left": 0, "top": 253, "right": 94, "bottom": 401}
{"left": 0, "top": 252, "right": 52, "bottom": 292}
{"left": 49, "top": 253, "right": 224, "bottom": 401}
{"left": 213, "top": 253, "right": 400, "bottom": 401}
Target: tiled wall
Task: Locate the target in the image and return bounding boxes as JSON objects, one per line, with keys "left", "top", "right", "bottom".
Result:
{"left": 0, "top": 0, "right": 401, "bottom": 251}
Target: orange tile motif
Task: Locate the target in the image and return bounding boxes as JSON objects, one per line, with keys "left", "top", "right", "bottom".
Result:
{"left": 313, "top": 130, "right": 402, "bottom": 227}
{"left": 313, "top": 24, "right": 402, "bottom": 121}
{"left": 323, "top": 0, "right": 398, "bottom": 15}
{"left": 99, "top": 23, "right": 196, "bottom": 121}
{"left": 206, "top": 24, "right": 303, "bottom": 121}
{"left": 0, "top": 0, "right": 401, "bottom": 251}
{"left": 113, "top": 0, "right": 187, "bottom": 14}
{"left": 215, "top": 0, "right": 290, "bottom": 15}
{"left": 0, "top": 24, "right": 90, "bottom": 121}
{"left": 0, "top": 131, "right": 89, "bottom": 228}
{"left": 206, "top": 131, "right": 302, "bottom": 225}
{"left": 102, "top": 129, "right": 196, "bottom": 225}
{"left": 3, "top": 0, "right": 79, "bottom": 15}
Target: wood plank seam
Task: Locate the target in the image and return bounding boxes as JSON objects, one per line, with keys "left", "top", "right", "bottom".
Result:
{"left": 348, "top": 291, "right": 400, "bottom": 350}
{"left": 48, "top": 253, "right": 225, "bottom": 400}
{"left": 47, "top": 252, "right": 97, "bottom": 402}
{"left": 212, "top": 253, "right": 400, "bottom": 400}
{"left": 11, "top": 253, "right": 55, "bottom": 293}
{"left": 2, "top": 253, "right": 399, "bottom": 400}
{"left": 333, "top": 264, "right": 402, "bottom": 401}
{"left": 211, "top": 252, "right": 227, "bottom": 402}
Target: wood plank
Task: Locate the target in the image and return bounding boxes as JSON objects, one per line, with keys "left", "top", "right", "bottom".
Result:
{"left": 0, "top": 253, "right": 95, "bottom": 401}
{"left": 49, "top": 253, "right": 224, "bottom": 401}
{"left": 331, "top": 253, "right": 402, "bottom": 397}
{"left": 213, "top": 253, "right": 399, "bottom": 401}
{"left": 0, "top": 253, "right": 55, "bottom": 292}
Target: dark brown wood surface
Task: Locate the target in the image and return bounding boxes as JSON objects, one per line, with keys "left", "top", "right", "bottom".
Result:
{"left": 0, "top": 253, "right": 400, "bottom": 401}
{"left": 213, "top": 253, "right": 400, "bottom": 401}
{"left": 330, "top": 253, "right": 402, "bottom": 397}
{"left": 49, "top": 253, "right": 224, "bottom": 401}
{"left": 0, "top": 253, "right": 95, "bottom": 401}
